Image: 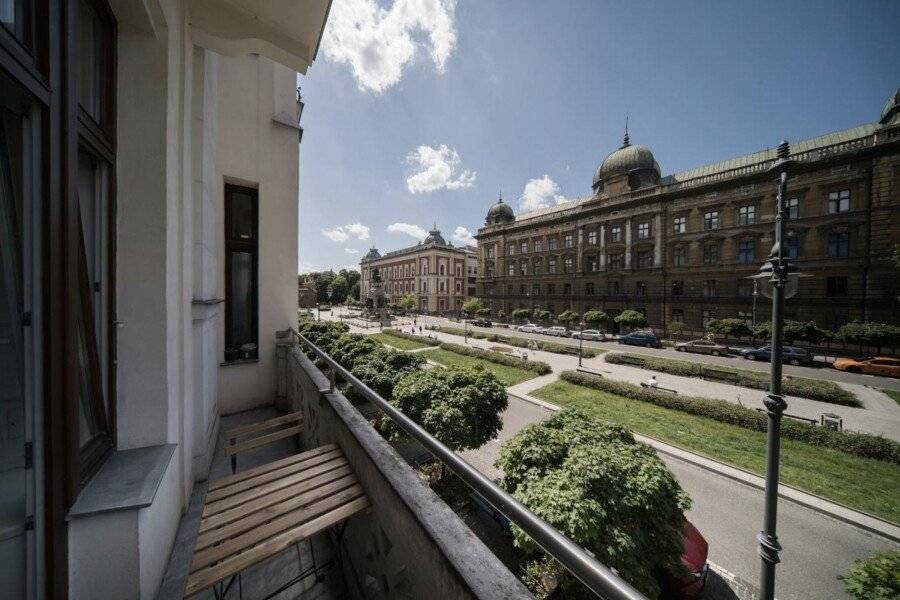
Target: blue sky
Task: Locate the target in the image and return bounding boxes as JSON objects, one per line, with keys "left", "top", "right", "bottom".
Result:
{"left": 297, "top": 0, "right": 900, "bottom": 273}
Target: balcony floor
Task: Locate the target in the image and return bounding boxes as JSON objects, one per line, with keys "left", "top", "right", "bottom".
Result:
{"left": 157, "top": 407, "right": 346, "bottom": 600}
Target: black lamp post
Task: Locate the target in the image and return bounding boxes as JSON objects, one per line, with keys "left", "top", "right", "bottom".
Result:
{"left": 578, "top": 320, "right": 584, "bottom": 367}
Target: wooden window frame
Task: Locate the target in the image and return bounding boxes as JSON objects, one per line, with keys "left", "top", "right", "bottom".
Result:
{"left": 224, "top": 184, "right": 259, "bottom": 361}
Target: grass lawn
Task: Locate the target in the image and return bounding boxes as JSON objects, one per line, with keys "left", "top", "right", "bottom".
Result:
{"left": 421, "top": 348, "right": 539, "bottom": 387}
{"left": 533, "top": 380, "right": 900, "bottom": 523}
{"left": 883, "top": 389, "right": 900, "bottom": 405}
{"left": 370, "top": 332, "right": 435, "bottom": 351}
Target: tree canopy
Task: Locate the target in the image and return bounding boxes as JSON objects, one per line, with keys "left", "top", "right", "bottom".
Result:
{"left": 614, "top": 309, "right": 648, "bottom": 330}
{"left": 511, "top": 308, "right": 532, "bottom": 322}
{"left": 299, "top": 269, "right": 362, "bottom": 302}
{"left": 398, "top": 294, "right": 417, "bottom": 310}
{"left": 583, "top": 310, "right": 609, "bottom": 327}
{"left": 705, "top": 318, "right": 752, "bottom": 338}
{"left": 557, "top": 310, "right": 579, "bottom": 325}
{"left": 496, "top": 408, "right": 690, "bottom": 598}
{"left": 462, "top": 298, "right": 484, "bottom": 315}
{"left": 836, "top": 321, "right": 900, "bottom": 350}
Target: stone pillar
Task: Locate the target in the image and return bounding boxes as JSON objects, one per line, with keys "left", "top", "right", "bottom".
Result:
{"left": 599, "top": 225, "right": 606, "bottom": 268}
{"left": 576, "top": 225, "right": 584, "bottom": 273}
{"left": 624, "top": 218, "right": 632, "bottom": 268}
{"left": 654, "top": 214, "right": 662, "bottom": 266}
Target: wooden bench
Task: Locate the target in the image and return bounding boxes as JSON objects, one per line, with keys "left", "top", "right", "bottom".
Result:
{"left": 185, "top": 444, "right": 370, "bottom": 599}
{"left": 640, "top": 382, "right": 678, "bottom": 394}
{"left": 224, "top": 411, "right": 303, "bottom": 473}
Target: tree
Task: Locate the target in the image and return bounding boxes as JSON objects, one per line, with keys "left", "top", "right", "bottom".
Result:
{"left": 349, "top": 281, "right": 361, "bottom": 301}
{"left": 557, "top": 310, "right": 579, "bottom": 328}
{"left": 497, "top": 310, "right": 506, "bottom": 322}
{"left": 705, "top": 318, "right": 751, "bottom": 339}
{"left": 839, "top": 550, "right": 900, "bottom": 600}
{"left": 753, "top": 320, "right": 772, "bottom": 340}
{"left": 533, "top": 309, "right": 551, "bottom": 323}
{"left": 583, "top": 310, "right": 609, "bottom": 328}
{"left": 329, "top": 274, "right": 349, "bottom": 302}
{"left": 387, "top": 366, "right": 508, "bottom": 452}
{"left": 398, "top": 294, "right": 417, "bottom": 310}
{"left": 496, "top": 408, "right": 690, "bottom": 598}
{"left": 462, "top": 298, "right": 484, "bottom": 316}
{"left": 511, "top": 308, "right": 532, "bottom": 323}
{"left": 754, "top": 320, "right": 835, "bottom": 345}
{"left": 837, "top": 321, "right": 900, "bottom": 352}
{"left": 614, "top": 309, "right": 648, "bottom": 331}
{"left": 667, "top": 320, "right": 686, "bottom": 339}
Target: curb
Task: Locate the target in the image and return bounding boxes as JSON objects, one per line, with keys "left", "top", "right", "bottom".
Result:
{"left": 507, "top": 391, "right": 900, "bottom": 544}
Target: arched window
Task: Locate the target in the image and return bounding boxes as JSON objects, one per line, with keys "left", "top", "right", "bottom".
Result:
{"left": 439, "top": 264, "right": 445, "bottom": 275}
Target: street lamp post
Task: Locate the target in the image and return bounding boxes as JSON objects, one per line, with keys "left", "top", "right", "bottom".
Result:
{"left": 578, "top": 320, "right": 584, "bottom": 367}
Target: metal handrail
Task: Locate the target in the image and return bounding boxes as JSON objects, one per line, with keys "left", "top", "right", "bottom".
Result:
{"left": 289, "top": 328, "right": 647, "bottom": 600}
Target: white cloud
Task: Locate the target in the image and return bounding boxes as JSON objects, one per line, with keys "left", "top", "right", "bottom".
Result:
{"left": 321, "top": 222, "right": 371, "bottom": 243}
{"left": 452, "top": 226, "right": 475, "bottom": 246}
{"left": 519, "top": 175, "right": 568, "bottom": 212}
{"left": 387, "top": 222, "right": 428, "bottom": 240}
{"left": 322, "top": 0, "right": 457, "bottom": 93}
{"left": 406, "top": 144, "right": 476, "bottom": 193}
{"left": 345, "top": 248, "right": 360, "bottom": 254}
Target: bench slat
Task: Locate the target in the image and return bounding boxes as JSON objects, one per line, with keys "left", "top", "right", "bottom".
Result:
{"left": 208, "top": 444, "right": 337, "bottom": 492}
{"left": 224, "top": 424, "right": 302, "bottom": 456}
{"left": 184, "top": 495, "right": 370, "bottom": 597}
{"left": 224, "top": 411, "right": 303, "bottom": 440}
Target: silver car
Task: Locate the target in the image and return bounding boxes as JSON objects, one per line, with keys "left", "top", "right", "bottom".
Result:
{"left": 516, "top": 324, "right": 540, "bottom": 333}
{"left": 543, "top": 326, "right": 569, "bottom": 337}
{"left": 571, "top": 329, "right": 605, "bottom": 341}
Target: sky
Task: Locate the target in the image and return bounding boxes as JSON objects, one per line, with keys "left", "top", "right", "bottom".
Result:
{"left": 296, "top": 0, "right": 900, "bottom": 273}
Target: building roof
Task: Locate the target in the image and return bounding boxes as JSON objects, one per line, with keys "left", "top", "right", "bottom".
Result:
{"left": 362, "top": 227, "right": 472, "bottom": 262}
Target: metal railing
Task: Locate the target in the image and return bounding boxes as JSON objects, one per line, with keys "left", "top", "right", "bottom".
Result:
{"left": 288, "top": 328, "right": 647, "bottom": 600}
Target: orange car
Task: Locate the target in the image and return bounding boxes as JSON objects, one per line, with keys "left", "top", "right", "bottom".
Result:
{"left": 832, "top": 356, "right": 900, "bottom": 377}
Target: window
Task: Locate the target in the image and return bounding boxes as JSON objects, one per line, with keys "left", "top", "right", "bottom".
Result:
{"left": 737, "top": 240, "right": 755, "bottom": 264}
{"left": 585, "top": 282, "right": 595, "bottom": 296}
{"left": 531, "top": 284, "right": 540, "bottom": 296}
{"left": 519, "top": 284, "right": 526, "bottom": 296}
{"left": 421, "top": 259, "right": 429, "bottom": 274}
{"left": 534, "top": 239, "right": 543, "bottom": 252}
{"left": 703, "top": 279, "right": 717, "bottom": 297}
{"left": 508, "top": 262, "right": 515, "bottom": 276}
{"left": 671, "top": 308, "right": 685, "bottom": 323}
{"left": 738, "top": 205, "right": 756, "bottom": 225}
{"left": 828, "top": 189, "right": 850, "bottom": 214}
{"left": 785, "top": 234, "right": 800, "bottom": 259}
{"left": 673, "top": 216, "right": 686, "bottom": 234}
{"left": 225, "top": 185, "right": 259, "bottom": 361}
{"left": 607, "top": 281, "right": 620, "bottom": 295}
{"left": 533, "top": 258, "right": 543, "bottom": 275}
{"left": 520, "top": 240, "right": 528, "bottom": 254}
{"left": 455, "top": 264, "right": 461, "bottom": 277}
{"left": 549, "top": 237, "right": 558, "bottom": 250}
{"left": 703, "top": 211, "right": 719, "bottom": 230}
{"left": 672, "top": 246, "right": 687, "bottom": 266}
{"left": 671, "top": 281, "right": 684, "bottom": 296}
{"left": 564, "top": 234, "right": 574, "bottom": 248}
{"left": 548, "top": 258, "right": 557, "bottom": 274}
{"left": 703, "top": 243, "right": 719, "bottom": 265}
{"left": 787, "top": 197, "right": 799, "bottom": 220}
{"left": 737, "top": 311, "right": 752, "bottom": 328}
{"left": 456, "top": 281, "right": 462, "bottom": 293}
{"left": 547, "top": 284, "right": 556, "bottom": 295}
{"left": 610, "top": 225, "right": 622, "bottom": 242}
{"left": 827, "top": 232, "right": 849, "bottom": 258}
{"left": 608, "top": 253, "right": 623, "bottom": 269}
{"left": 826, "top": 276, "right": 848, "bottom": 297}
{"left": 636, "top": 281, "right": 647, "bottom": 296}
{"left": 636, "top": 250, "right": 652, "bottom": 269}
{"left": 588, "top": 256, "right": 598, "bottom": 272}
{"left": 439, "top": 264, "right": 445, "bottom": 275}
{"left": 508, "top": 244, "right": 515, "bottom": 256}
{"left": 588, "top": 230, "right": 597, "bottom": 245}
{"left": 738, "top": 280, "right": 754, "bottom": 297}
{"left": 702, "top": 310, "right": 717, "bottom": 328}
{"left": 637, "top": 222, "right": 650, "bottom": 240}
{"left": 563, "top": 283, "right": 572, "bottom": 296}
{"left": 520, "top": 261, "right": 527, "bottom": 276}
{"left": 486, "top": 247, "right": 494, "bottom": 259}
{"left": 78, "top": 0, "right": 115, "bottom": 128}
{"left": 563, "top": 256, "right": 573, "bottom": 273}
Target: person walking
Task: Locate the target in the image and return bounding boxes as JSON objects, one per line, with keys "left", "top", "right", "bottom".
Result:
{"left": 646, "top": 375, "right": 658, "bottom": 388}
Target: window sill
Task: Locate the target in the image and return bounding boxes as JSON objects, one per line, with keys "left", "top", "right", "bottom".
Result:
{"left": 220, "top": 357, "right": 259, "bottom": 367}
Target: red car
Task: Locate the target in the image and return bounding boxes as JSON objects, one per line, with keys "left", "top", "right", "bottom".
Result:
{"left": 660, "top": 519, "right": 709, "bottom": 599}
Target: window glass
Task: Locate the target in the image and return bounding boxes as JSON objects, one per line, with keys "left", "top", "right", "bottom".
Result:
{"left": 610, "top": 225, "right": 621, "bottom": 242}
{"left": 737, "top": 240, "right": 755, "bottom": 264}
{"left": 738, "top": 205, "right": 756, "bottom": 225}
{"left": 673, "top": 216, "right": 686, "bottom": 234}
{"left": 225, "top": 186, "right": 258, "bottom": 360}
{"left": 787, "top": 198, "right": 799, "bottom": 219}
{"left": 704, "top": 211, "right": 719, "bottom": 230}
{"left": 637, "top": 222, "right": 650, "bottom": 239}
{"left": 703, "top": 243, "right": 719, "bottom": 265}
{"left": 827, "top": 232, "right": 849, "bottom": 257}
{"left": 828, "top": 190, "right": 850, "bottom": 214}
{"left": 588, "top": 230, "right": 597, "bottom": 245}
{"left": 673, "top": 246, "right": 687, "bottom": 266}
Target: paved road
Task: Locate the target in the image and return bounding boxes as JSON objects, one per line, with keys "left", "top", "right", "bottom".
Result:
{"left": 463, "top": 396, "right": 898, "bottom": 600}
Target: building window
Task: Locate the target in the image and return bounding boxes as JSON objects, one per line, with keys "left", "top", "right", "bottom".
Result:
{"left": 520, "top": 240, "right": 528, "bottom": 254}
{"left": 588, "top": 256, "right": 598, "bottom": 272}
{"left": 607, "top": 281, "right": 620, "bottom": 295}
{"left": 588, "top": 230, "right": 597, "bottom": 245}
{"left": 703, "top": 211, "right": 719, "bottom": 230}
{"left": 534, "top": 258, "right": 543, "bottom": 275}
{"left": 787, "top": 197, "right": 799, "bottom": 220}
{"left": 672, "top": 246, "right": 687, "bottom": 266}
{"left": 673, "top": 216, "right": 686, "bottom": 234}
{"left": 225, "top": 185, "right": 259, "bottom": 361}
{"left": 564, "top": 234, "right": 574, "bottom": 248}
{"left": 671, "top": 308, "right": 685, "bottom": 323}
{"left": 671, "top": 281, "right": 684, "bottom": 296}
{"left": 703, "top": 279, "right": 717, "bottom": 297}
{"left": 608, "top": 253, "right": 623, "bottom": 270}
{"left": 534, "top": 239, "right": 543, "bottom": 252}
{"left": 828, "top": 189, "right": 850, "bottom": 214}
{"left": 827, "top": 232, "right": 849, "bottom": 257}
{"left": 439, "top": 264, "right": 446, "bottom": 275}
{"left": 455, "top": 264, "right": 461, "bottom": 277}
{"left": 563, "top": 256, "right": 573, "bottom": 273}
{"left": 520, "top": 261, "right": 527, "bottom": 276}
{"left": 486, "top": 247, "right": 494, "bottom": 259}
{"left": 440, "top": 281, "right": 445, "bottom": 292}
{"left": 585, "top": 282, "right": 595, "bottom": 296}
{"left": 702, "top": 243, "right": 719, "bottom": 265}
{"left": 702, "top": 310, "right": 717, "bottom": 328}
{"left": 508, "top": 244, "right": 515, "bottom": 256}
{"left": 531, "top": 283, "right": 540, "bottom": 296}
{"left": 637, "top": 222, "right": 651, "bottom": 240}
{"left": 548, "top": 258, "right": 557, "bottom": 274}
{"left": 610, "top": 225, "right": 622, "bottom": 242}
{"left": 738, "top": 205, "right": 756, "bottom": 226}
{"left": 826, "top": 276, "right": 848, "bottom": 297}
{"left": 563, "top": 283, "right": 572, "bottom": 296}
{"left": 737, "top": 240, "right": 755, "bottom": 264}
{"left": 785, "top": 234, "right": 800, "bottom": 259}
{"left": 636, "top": 250, "right": 652, "bottom": 269}
{"left": 636, "top": 281, "right": 647, "bottom": 296}
{"left": 519, "top": 284, "right": 527, "bottom": 296}
{"left": 738, "top": 280, "right": 754, "bottom": 297}
{"left": 508, "top": 262, "right": 515, "bottom": 276}
{"left": 547, "top": 284, "right": 556, "bottom": 295}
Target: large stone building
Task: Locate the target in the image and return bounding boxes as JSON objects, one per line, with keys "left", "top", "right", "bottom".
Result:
{"left": 476, "top": 91, "right": 900, "bottom": 333}
{"left": 361, "top": 227, "right": 478, "bottom": 313}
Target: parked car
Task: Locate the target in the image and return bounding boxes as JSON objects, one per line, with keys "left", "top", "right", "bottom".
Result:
{"left": 739, "top": 345, "right": 812, "bottom": 365}
{"left": 675, "top": 339, "right": 730, "bottom": 356}
{"left": 618, "top": 330, "right": 661, "bottom": 348}
{"left": 469, "top": 319, "right": 492, "bottom": 328}
{"left": 571, "top": 329, "right": 605, "bottom": 341}
{"left": 832, "top": 356, "right": 900, "bottom": 377}
{"left": 516, "top": 323, "right": 540, "bottom": 333}
{"left": 543, "top": 326, "right": 569, "bottom": 337}
{"left": 657, "top": 519, "right": 709, "bottom": 599}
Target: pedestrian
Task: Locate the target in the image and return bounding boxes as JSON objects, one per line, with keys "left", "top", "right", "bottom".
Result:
{"left": 419, "top": 326, "right": 423, "bottom": 333}
{"left": 414, "top": 318, "right": 417, "bottom": 326}
{"left": 646, "top": 375, "right": 658, "bottom": 388}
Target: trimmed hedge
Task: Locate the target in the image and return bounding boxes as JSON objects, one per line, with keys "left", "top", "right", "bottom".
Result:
{"left": 429, "top": 326, "right": 599, "bottom": 358}
{"left": 560, "top": 370, "right": 899, "bottom": 464}
{"left": 382, "top": 328, "right": 439, "bottom": 347}
{"left": 604, "top": 352, "right": 859, "bottom": 407}
{"left": 438, "top": 342, "right": 553, "bottom": 375}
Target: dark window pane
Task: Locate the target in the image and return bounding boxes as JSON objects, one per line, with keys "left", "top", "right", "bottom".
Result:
{"left": 78, "top": 1, "right": 102, "bottom": 120}
{"left": 228, "top": 190, "right": 256, "bottom": 241}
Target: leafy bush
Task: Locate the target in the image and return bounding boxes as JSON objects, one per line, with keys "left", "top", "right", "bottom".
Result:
{"left": 386, "top": 366, "right": 508, "bottom": 451}
{"left": 438, "top": 342, "right": 552, "bottom": 374}
{"left": 462, "top": 298, "right": 484, "bottom": 315}
{"left": 557, "top": 310, "right": 579, "bottom": 325}
{"left": 614, "top": 309, "right": 647, "bottom": 330}
{"left": 560, "top": 370, "right": 899, "bottom": 464}
{"left": 837, "top": 321, "right": 900, "bottom": 351}
{"left": 429, "top": 326, "right": 598, "bottom": 358}
{"left": 839, "top": 550, "right": 900, "bottom": 600}
{"left": 753, "top": 320, "right": 834, "bottom": 344}
{"left": 583, "top": 310, "right": 609, "bottom": 327}
{"left": 705, "top": 318, "right": 751, "bottom": 338}
{"left": 382, "top": 328, "right": 439, "bottom": 347}
{"left": 604, "top": 352, "right": 859, "bottom": 406}
{"left": 496, "top": 408, "right": 690, "bottom": 598}
{"left": 511, "top": 308, "right": 532, "bottom": 322}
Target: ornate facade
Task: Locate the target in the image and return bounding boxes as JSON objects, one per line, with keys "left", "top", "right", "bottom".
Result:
{"left": 476, "top": 91, "right": 900, "bottom": 332}
{"left": 360, "top": 228, "right": 478, "bottom": 313}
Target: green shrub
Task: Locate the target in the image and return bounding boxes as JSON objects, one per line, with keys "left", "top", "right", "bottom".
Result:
{"left": 560, "top": 370, "right": 899, "bottom": 464}
{"left": 604, "top": 353, "right": 859, "bottom": 406}
{"left": 839, "top": 550, "right": 900, "bottom": 600}
{"left": 439, "top": 342, "right": 552, "bottom": 375}
{"left": 428, "top": 326, "right": 598, "bottom": 358}
{"left": 382, "top": 328, "right": 439, "bottom": 347}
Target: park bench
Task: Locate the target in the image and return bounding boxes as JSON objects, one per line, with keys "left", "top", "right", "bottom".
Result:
{"left": 700, "top": 367, "right": 741, "bottom": 383}
{"left": 640, "top": 382, "right": 678, "bottom": 394}
{"left": 224, "top": 411, "right": 303, "bottom": 474}
{"left": 185, "top": 443, "right": 370, "bottom": 599}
